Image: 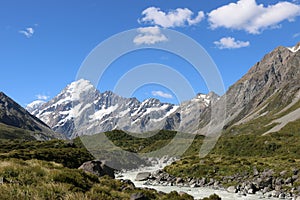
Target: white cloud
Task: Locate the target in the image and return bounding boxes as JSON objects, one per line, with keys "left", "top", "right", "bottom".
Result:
{"left": 139, "top": 7, "right": 205, "bottom": 28}
{"left": 293, "top": 32, "right": 300, "bottom": 38}
{"left": 19, "top": 27, "right": 34, "bottom": 38}
{"left": 36, "top": 94, "right": 49, "bottom": 100}
{"left": 133, "top": 26, "right": 168, "bottom": 45}
{"left": 214, "top": 37, "right": 250, "bottom": 49}
{"left": 152, "top": 91, "right": 173, "bottom": 99}
{"left": 208, "top": 0, "right": 300, "bottom": 34}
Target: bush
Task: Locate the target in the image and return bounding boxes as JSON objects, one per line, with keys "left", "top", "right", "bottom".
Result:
{"left": 202, "top": 193, "right": 221, "bottom": 200}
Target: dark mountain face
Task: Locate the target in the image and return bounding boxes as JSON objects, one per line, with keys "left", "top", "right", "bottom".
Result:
{"left": 0, "top": 92, "right": 46, "bottom": 131}
{"left": 0, "top": 92, "right": 65, "bottom": 140}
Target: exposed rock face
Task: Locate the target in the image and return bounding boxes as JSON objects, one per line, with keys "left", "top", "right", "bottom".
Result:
{"left": 29, "top": 79, "right": 217, "bottom": 138}
{"left": 78, "top": 160, "right": 115, "bottom": 178}
{"left": 198, "top": 43, "right": 300, "bottom": 135}
{"left": 225, "top": 46, "right": 299, "bottom": 125}
{"left": 0, "top": 92, "right": 64, "bottom": 140}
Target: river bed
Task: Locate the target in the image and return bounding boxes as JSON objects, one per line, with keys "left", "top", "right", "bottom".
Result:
{"left": 116, "top": 160, "right": 278, "bottom": 200}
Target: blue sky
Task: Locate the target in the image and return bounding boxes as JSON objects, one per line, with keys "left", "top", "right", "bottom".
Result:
{"left": 1, "top": 0, "right": 300, "bottom": 106}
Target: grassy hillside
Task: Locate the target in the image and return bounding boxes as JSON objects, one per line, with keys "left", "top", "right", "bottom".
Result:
{"left": 0, "top": 123, "right": 37, "bottom": 140}
{"left": 0, "top": 159, "right": 194, "bottom": 200}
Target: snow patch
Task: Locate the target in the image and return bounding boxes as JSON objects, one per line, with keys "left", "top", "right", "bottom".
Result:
{"left": 26, "top": 100, "right": 45, "bottom": 113}
{"left": 151, "top": 105, "right": 179, "bottom": 122}
{"left": 89, "top": 104, "right": 119, "bottom": 121}
{"left": 287, "top": 43, "right": 300, "bottom": 53}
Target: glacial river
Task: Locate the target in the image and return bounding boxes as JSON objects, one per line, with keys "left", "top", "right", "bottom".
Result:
{"left": 116, "top": 161, "right": 278, "bottom": 200}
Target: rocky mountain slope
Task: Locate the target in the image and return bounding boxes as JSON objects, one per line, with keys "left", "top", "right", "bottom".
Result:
{"left": 198, "top": 41, "right": 300, "bottom": 136}
{"left": 0, "top": 92, "right": 64, "bottom": 140}
{"left": 29, "top": 80, "right": 217, "bottom": 138}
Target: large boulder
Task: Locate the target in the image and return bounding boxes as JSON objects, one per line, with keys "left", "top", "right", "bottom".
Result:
{"left": 78, "top": 160, "right": 115, "bottom": 178}
{"left": 227, "top": 186, "right": 237, "bottom": 193}
{"left": 135, "top": 172, "right": 151, "bottom": 181}
{"left": 130, "top": 192, "right": 148, "bottom": 200}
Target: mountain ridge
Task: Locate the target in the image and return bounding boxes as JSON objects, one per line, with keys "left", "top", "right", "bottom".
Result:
{"left": 0, "top": 92, "right": 65, "bottom": 140}
{"left": 28, "top": 80, "right": 216, "bottom": 139}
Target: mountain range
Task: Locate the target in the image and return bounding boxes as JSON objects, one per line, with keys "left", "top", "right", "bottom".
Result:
{"left": 27, "top": 79, "right": 218, "bottom": 138}
{"left": 1, "top": 41, "right": 299, "bottom": 140}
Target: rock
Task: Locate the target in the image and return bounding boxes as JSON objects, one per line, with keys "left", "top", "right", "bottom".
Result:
{"left": 280, "top": 170, "right": 287, "bottom": 176}
{"left": 275, "top": 185, "right": 282, "bottom": 191}
{"left": 292, "top": 175, "right": 298, "bottom": 181}
{"left": 198, "top": 177, "right": 206, "bottom": 186}
{"left": 262, "top": 169, "right": 274, "bottom": 178}
{"left": 296, "top": 196, "right": 300, "bottom": 200}
{"left": 278, "top": 193, "right": 285, "bottom": 199}
{"left": 178, "top": 191, "right": 187, "bottom": 196}
{"left": 213, "top": 180, "right": 220, "bottom": 187}
{"left": 275, "top": 177, "right": 284, "bottom": 185}
{"left": 285, "top": 177, "right": 292, "bottom": 184}
{"left": 78, "top": 160, "right": 115, "bottom": 178}
{"left": 189, "top": 178, "right": 196, "bottom": 185}
{"left": 207, "top": 178, "right": 215, "bottom": 186}
{"left": 190, "top": 183, "right": 199, "bottom": 188}
{"left": 135, "top": 172, "right": 151, "bottom": 181}
{"left": 264, "top": 191, "right": 273, "bottom": 198}
{"left": 256, "top": 177, "right": 272, "bottom": 188}
{"left": 253, "top": 166, "right": 259, "bottom": 176}
{"left": 120, "top": 179, "right": 135, "bottom": 188}
{"left": 263, "top": 186, "right": 271, "bottom": 194}
{"left": 227, "top": 186, "right": 237, "bottom": 193}
{"left": 176, "top": 177, "right": 184, "bottom": 184}
{"left": 245, "top": 182, "right": 257, "bottom": 193}
{"left": 247, "top": 188, "right": 255, "bottom": 194}
{"left": 293, "top": 168, "right": 299, "bottom": 175}
{"left": 130, "top": 192, "right": 148, "bottom": 200}
{"left": 272, "top": 190, "right": 280, "bottom": 197}
{"left": 238, "top": 190, "right": 247, "bottom": 196}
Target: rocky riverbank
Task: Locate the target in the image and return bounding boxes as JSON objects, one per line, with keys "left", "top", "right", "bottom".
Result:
{"left": 135, "top": 167, "right": 300, "bottom": 199}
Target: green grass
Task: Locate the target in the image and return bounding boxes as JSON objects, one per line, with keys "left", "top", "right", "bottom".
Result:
{"left": 0, "top": 159, "right": 194, "bottom": 200}
{"left": 0, "top": 123, "right": 36, "bottom": 140}
{"left": 104, "top": 129, "right": 178, "bottom": 153}
{"left": 0, "top": 139, "right": 94, "bottom": 168}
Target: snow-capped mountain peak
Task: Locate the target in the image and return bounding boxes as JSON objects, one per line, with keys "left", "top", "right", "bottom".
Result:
{"left": 29, "top": 79, "right": 214, "bottom": 138}
{"left": 62, "top": 79, "right": 96, "bottom": 100}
